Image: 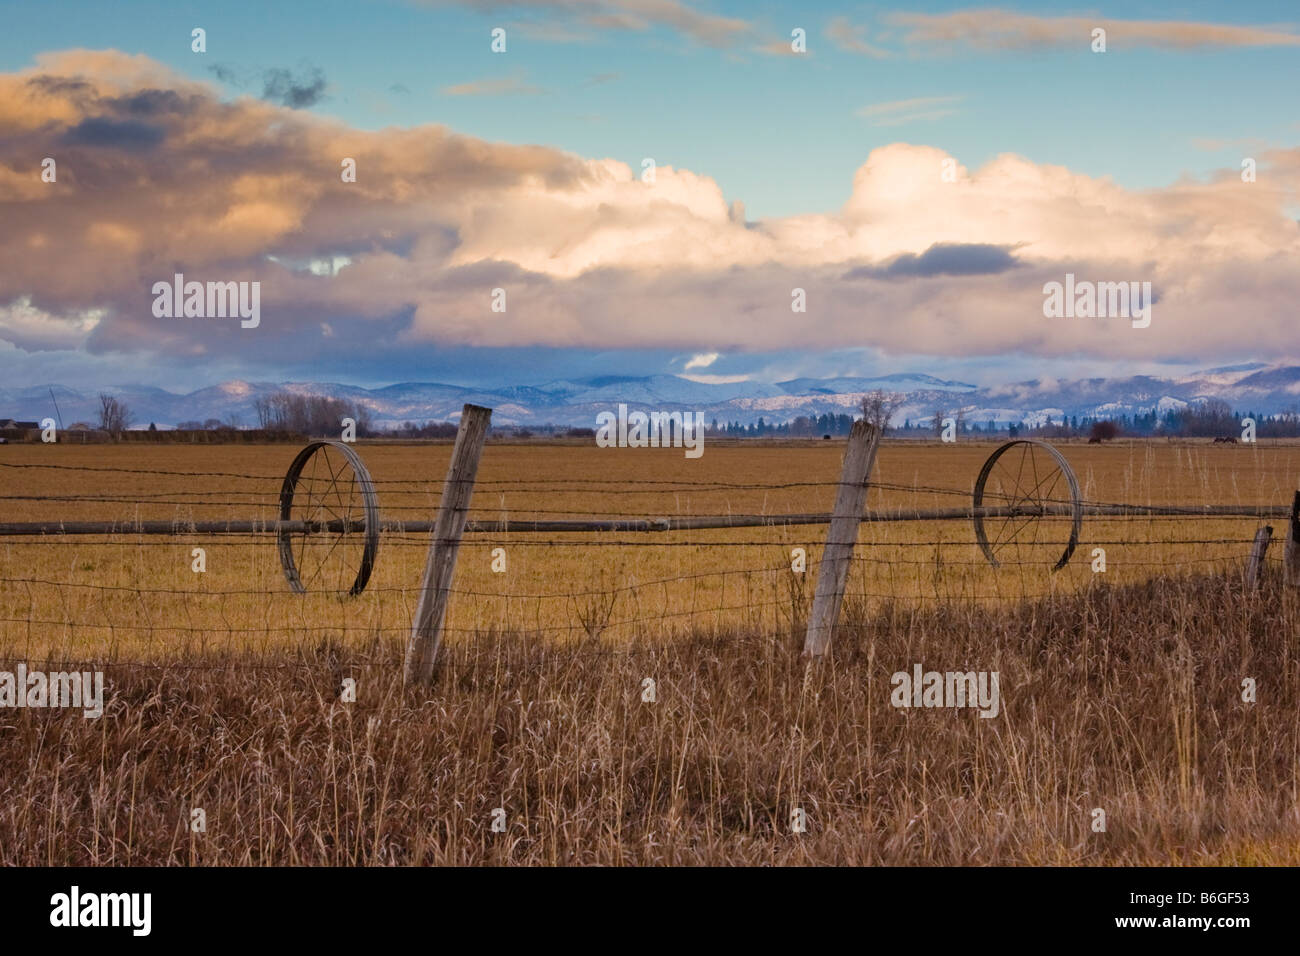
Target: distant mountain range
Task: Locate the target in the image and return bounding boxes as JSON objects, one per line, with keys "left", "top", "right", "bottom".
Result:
{"left": 3, "top": 364, "right": 1298, "bottom": 431}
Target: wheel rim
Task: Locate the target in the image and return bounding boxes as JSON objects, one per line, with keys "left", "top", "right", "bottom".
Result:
{"left": 972, "top": 439, "right": 1082, "bottom": 571}
{"left": 277, "top": 441, "right": 379, "bottom": 596}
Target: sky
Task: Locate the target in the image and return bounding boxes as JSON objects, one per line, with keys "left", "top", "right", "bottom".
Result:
{"left": 1, "top": 0, "right": 1298, "bottom": 392}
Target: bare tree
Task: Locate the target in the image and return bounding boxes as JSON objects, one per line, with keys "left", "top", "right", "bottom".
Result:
{"left": 97, "top": 393, "right": 132, "bottom": 436}
{"left": 931, "top": 407, "right": 947, "bottom": 437}
{"left": 350, "top": 401, "right": 373, "bottom": 437}
{"left": 859, "top": 390, "right": 904, "bottom": 432}
{"left": 255, "top": 389, "right": 374, "bottom": 437}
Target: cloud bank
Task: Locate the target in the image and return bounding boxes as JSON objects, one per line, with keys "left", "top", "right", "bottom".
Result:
{"left": 1, "top": 49, "right": 1299, "bottom": 375}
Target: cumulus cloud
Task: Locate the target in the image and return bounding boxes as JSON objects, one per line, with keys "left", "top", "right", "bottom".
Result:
{"left": 1, "top": 49, "right": 1298, "bottom": 373}
{"left": 0, "top": 296, "right": 104, "bottom": 351}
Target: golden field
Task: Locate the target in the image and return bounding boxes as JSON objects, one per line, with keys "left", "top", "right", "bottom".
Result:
{"left": 0, "top": 437, "right": 1295, "bottom": 661}
{"left": 3, "top": 437, "right": 1300, "bottom": 865}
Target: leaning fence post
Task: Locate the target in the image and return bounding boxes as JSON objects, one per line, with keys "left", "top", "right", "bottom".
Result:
{"left": 404, "top": 403, "right": 492, "bottom": 686}
{"left": 1284, "top": 492, "right": 1300, "bottom": 588}
{"left": 803, "top": 421, "right": 881, "bottom": 657}
{"left": 1245, "top": 525, "right": 1273, "bottom": 590}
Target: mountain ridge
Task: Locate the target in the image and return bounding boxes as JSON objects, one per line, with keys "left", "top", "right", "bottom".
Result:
{"left": 3, "top": 365, "right": 1298, "bottom": 430}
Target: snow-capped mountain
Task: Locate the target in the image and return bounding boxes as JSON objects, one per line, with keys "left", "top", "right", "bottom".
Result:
{"left": 3, "top": 364, "right": 1299, "bottom": 431}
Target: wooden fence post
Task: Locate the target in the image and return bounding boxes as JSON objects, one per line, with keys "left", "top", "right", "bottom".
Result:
{"left": 803, "top": 421, "right": 881, "bottom": 657}
{"left": 1245, "top": 525, "right": 1273, "bottom": 590}
{"left": 1284, "top": 492, "right": 1300, "bottom": 588}
{"left": 404, "top": 403, "right": 492, "bottom": 686}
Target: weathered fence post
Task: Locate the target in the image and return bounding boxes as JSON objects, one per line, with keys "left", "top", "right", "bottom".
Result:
{"left": 404, "top": 403, "right": 492, "bottom": 686}
{"left": 1245, "top": 525, "right": 1273, "bottom": 590}
{"left": 803, "top": 421, "right": 881, "bottom": 657}
{"left": 1284, "top": 492, "right": 1300, "bottom": 588}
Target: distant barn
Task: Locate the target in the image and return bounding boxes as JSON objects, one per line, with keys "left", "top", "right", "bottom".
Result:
{"left": 0, "top": 419, "right": 43, "bottom": 444}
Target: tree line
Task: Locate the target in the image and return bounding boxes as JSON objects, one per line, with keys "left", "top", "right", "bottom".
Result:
{"left": 91, "top": 390, "right": 376, "bottom": 438}
{"left": 251, "top": 391, "right": 374, "bottom": 436}
{"left": 87, "top": 389, "right": 1300, "bottom": 442}
{"left": 858, "top": 392, "right": 1300, "bottom": 440}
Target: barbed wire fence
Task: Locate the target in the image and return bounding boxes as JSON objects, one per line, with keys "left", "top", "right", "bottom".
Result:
{"left": 1, "top": 403, "right": 1296, "bottom": 678}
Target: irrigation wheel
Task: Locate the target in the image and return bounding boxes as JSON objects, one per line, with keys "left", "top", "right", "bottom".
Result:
{"left": 972, "top": 439, "right": 1082, "bottom": 571}
{"left": 277, "top": 441, "right": 379, "bottom": 596}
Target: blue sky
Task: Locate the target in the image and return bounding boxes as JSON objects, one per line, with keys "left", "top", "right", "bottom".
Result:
{"left": 1, "top": 1, "right": 1298, "bottom": 391}
{"left": 4, "top": 0, "right": 1297, "bottom": 218}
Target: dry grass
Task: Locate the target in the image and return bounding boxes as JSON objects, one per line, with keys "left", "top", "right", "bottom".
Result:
{"left": 2, "top": 569, "right": 1298, "bottom": 865}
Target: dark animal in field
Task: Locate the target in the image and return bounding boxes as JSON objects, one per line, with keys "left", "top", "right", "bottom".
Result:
{"left": 1087, "top": 437, "right": 1101, "bottom": 444}
{"left": 1213, "top": 436, "right": 1239, "bottom": 444}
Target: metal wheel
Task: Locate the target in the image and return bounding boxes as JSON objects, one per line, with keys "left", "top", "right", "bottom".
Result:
{"left": 973, "top": 439, "right": 1082, "bottom": 571}
{"left": 277, "top": 441, "right": 379, "bottom": 595}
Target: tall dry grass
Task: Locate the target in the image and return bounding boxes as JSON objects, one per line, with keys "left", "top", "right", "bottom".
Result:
{"left": 3, "top": 568, "right": 1297, "bottom": 865}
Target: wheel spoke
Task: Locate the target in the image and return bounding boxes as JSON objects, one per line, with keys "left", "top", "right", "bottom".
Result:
{"left": 1014, "top": 444, "right": 1030, "bottom": 502}
{"left": 306, "top": 531, "right": 347, "bottom": 589}
{"left": 306, "top": 446, "right": 323, "bottom": 524}
{"left": 316, "top": 448, "right": 342, "bottom": 525}
{"left": 1040, "top": 469, "right": 1063, "bottom": 508}
{"left": 326, "top": 447, "right": 349, "bottom": 525}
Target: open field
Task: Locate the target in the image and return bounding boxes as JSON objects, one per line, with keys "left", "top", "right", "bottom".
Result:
{"left": 2, "top": 438, "right": 1299, "bottom": 865}
{"left": 0, "top": 439, "right": 1296, "bottom": 660}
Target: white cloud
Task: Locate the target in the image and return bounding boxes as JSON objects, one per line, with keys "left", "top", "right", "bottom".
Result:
{"left": 684, "top": 352, "right": 719, "bottom": 370}
{"left": 0, "top": 296, "right": 103, "bottom": 351}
